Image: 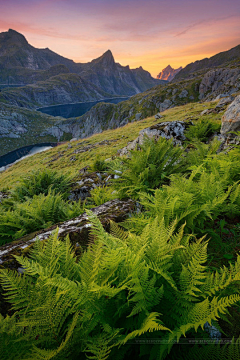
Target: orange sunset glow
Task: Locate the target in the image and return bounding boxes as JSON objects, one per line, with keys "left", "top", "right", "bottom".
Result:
{"left": 0, "top": 0, "right": 240, "bottom": 76}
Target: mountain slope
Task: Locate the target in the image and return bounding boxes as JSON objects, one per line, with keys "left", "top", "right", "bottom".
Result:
{"left": 175, "top": 44, "right": 240, "bottom": 80}
{"left": 0, "top": 73, "right": 112, "bottom": 108}
{"left": 0, "top": 102, "right": 70, "bottom": 156}
{"left": 0, "top": 29, "right": 76, "bottom": 72}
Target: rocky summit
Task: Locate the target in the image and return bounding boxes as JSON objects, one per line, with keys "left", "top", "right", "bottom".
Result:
{"left": 157, "top": 65, "right": 182, "bottom": 81}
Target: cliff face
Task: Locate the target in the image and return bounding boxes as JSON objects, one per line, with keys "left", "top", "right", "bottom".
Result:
{"left": 0, "top": 103, "right": 64, "bottom": 156}
{"left": 0, "top": 73, "right": 112, "bottom": 109}
{"left": 157, "top": 65, "right": 182, "bottom": 81}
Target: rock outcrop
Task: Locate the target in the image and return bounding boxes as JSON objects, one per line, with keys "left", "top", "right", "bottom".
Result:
{"left": 157, "top": 65, "right": 182, "bottom": 81}
{"left": 68, "top": 170, "right": 116, "bottom": 201}
{"left": 117, "top": 121, "right": 192, "bottom": 156}
{"left": 199, "top": 68, "right": 240, "bottom": 100}
{"left": 0, "top": 103, "right": 65, "bottom": 156}
{"left": 0, "top": 199, "right": 135, "bottom": 268}
{"left": 221, "top": 95, "right": 240, "bottom": 137}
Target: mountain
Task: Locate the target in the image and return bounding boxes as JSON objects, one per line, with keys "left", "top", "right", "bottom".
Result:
{"left": 0, "top": 29, "right": 165, "bottom": 96}
{"left": 157, "top": 65, "right": 182, "bottom": 81}
{"left": 0, "top": 73, "right": 112, "bottom": 109}
{"left": 174, "top": 44, "right": 240, "bottom": 80}
{"left": 0, "top": 29, "right": 76, "bottom": 71}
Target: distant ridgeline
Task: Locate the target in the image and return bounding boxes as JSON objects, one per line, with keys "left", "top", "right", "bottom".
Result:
{"left": 0, "top": 143, "right": 58, "bottom": 168}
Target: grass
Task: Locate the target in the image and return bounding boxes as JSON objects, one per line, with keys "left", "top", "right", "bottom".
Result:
{"left": 0, "top": 100, "right": 222, "bottom": 189}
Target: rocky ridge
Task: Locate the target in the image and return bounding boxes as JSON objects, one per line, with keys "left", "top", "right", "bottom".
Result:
{"left": 157, "top": 65, "right": 182, "bottom": 81}
{"left": 42, "top": 65, "right": 240, "bottom": 142}
{"left": 0, "top": 29, "right": 164, "bottom": 97}
{"left": 0, "top": 73, "right": 112, "bottom": 109}
{"left": 174, "top": 44, "right": 240, "bottom": 80}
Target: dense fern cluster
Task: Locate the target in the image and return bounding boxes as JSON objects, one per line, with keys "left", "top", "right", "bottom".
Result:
{"left": 184, "top": 118, "right": 220, "bottom": 142}
{"left": 113, "top": 136, "right": 186, "bottom": 199}
{"left": 1, "top": 117, "right": 240, "bottom": 359}
{"left": 10, "top": 169, "right": 72, "bottom": 202}
{"left": 1, "top": 214, "right": 240, "bottom": 359}
{"left": 0, "top": 170, "right": 82, "bottom": 245}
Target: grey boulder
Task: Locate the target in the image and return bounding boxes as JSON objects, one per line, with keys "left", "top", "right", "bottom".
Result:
{"left": 221, "top": 95, "right": 240, "bottom": 137}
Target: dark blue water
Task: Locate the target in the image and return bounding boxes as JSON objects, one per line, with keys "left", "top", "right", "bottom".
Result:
{"left": 37, "top": 97, "right": 129, "bottom": 118}
{"left": 0, "top": 143, "right": 57, "bottom": 169}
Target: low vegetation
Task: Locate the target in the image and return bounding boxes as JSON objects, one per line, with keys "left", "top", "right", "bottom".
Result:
{"left": 0, "top": 101, "right": 240, "bottom": 359}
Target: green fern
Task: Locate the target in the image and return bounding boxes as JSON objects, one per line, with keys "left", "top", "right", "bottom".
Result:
{"left": 0, "top": 190, "right": 84, "bottom": 245}
{"left": 113, "top": 136, "right": 186, "bottom": 199}
{"left": 1, "top": 212, "right": 240, "bottom": 359}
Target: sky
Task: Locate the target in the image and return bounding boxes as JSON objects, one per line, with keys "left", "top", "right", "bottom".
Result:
{"left": 0, "top": 0, "right": 240, "bottom": 77}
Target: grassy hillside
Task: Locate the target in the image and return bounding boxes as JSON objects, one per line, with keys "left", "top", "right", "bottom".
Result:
{"left": 0, "top": 100, "right": 220, "bottom": 188}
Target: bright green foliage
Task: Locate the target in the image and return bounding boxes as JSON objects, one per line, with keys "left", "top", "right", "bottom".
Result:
{"left": 184, "top": 138, "right": 221, "bottom": 169}
{"left": 113, "top": 136, "right": 186, "bottom": 199}
{"left": 185, "top": 140, "right": 240, "bottom": 184}
{"left": 10, "top": 169, "right": 72, "bottom": 202}
{"left": 1, "top": 212, "right": 240, "bottom": 359}
{"left": 185, "top": 118, "right": 220, "bottom": 142}
{"left": 90, "top": 186, "right": 118, "bottom": 206}
{"left": 133, "top": 166, "right": 240, "bottom": 234}
{"left": 0, "top": 190, "right": 83, "bottom": 245}
{"left": 90, "top": 156, "right": 108, "bottom": 172}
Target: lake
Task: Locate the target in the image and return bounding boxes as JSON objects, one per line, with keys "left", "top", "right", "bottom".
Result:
{"left": 37, "top": 97, "right": 129, "bottom": 118}
{"left": 0, "top": 143, "right": 57, "bottom": 171}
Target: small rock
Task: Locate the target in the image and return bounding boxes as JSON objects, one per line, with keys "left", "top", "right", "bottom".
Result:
{"left": 215, "top": 96, "right": 233, "bottom": 108}
{"left": 200, "top": 109, "right": 209, "bottom": 116}
{"left": 155, "top": 113, "right": 163, "bottom": 120}
{"left": 135, "top": 113, "right": 142, "bottom": 121}
{"left": 70, "top": 138, "right": 77, "bottom": 142}
{"left": 179, "top": 89, "right": 188, "bottom": 98}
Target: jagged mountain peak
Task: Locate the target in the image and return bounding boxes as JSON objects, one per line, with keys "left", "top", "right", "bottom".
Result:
{"left": 157, "top": 65, "right": 182, "bottom": 81}
{"left": 0, "top": 29, "right": 29, "bottom": 47}
{"left": 91, "top": 49, "right": 115, "bottom": 66}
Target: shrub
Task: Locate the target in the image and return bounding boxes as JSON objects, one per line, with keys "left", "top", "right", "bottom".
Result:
{"left": 10, "top": 169, "right": 72, "bottom": 202}
{"left": 184, "top": 118, "right": 220, "bottom": 142}
{"left": 90, "top": 156, "right": 108, "bottom": 172}
{"left": 113, "top": 136, "right": 186, "bottom": 199}
{"left": 1, "top": 212, "right": 240, "bottom": 359}
{"left": 0, "top": 190, "right": 84, "bottom": 245}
